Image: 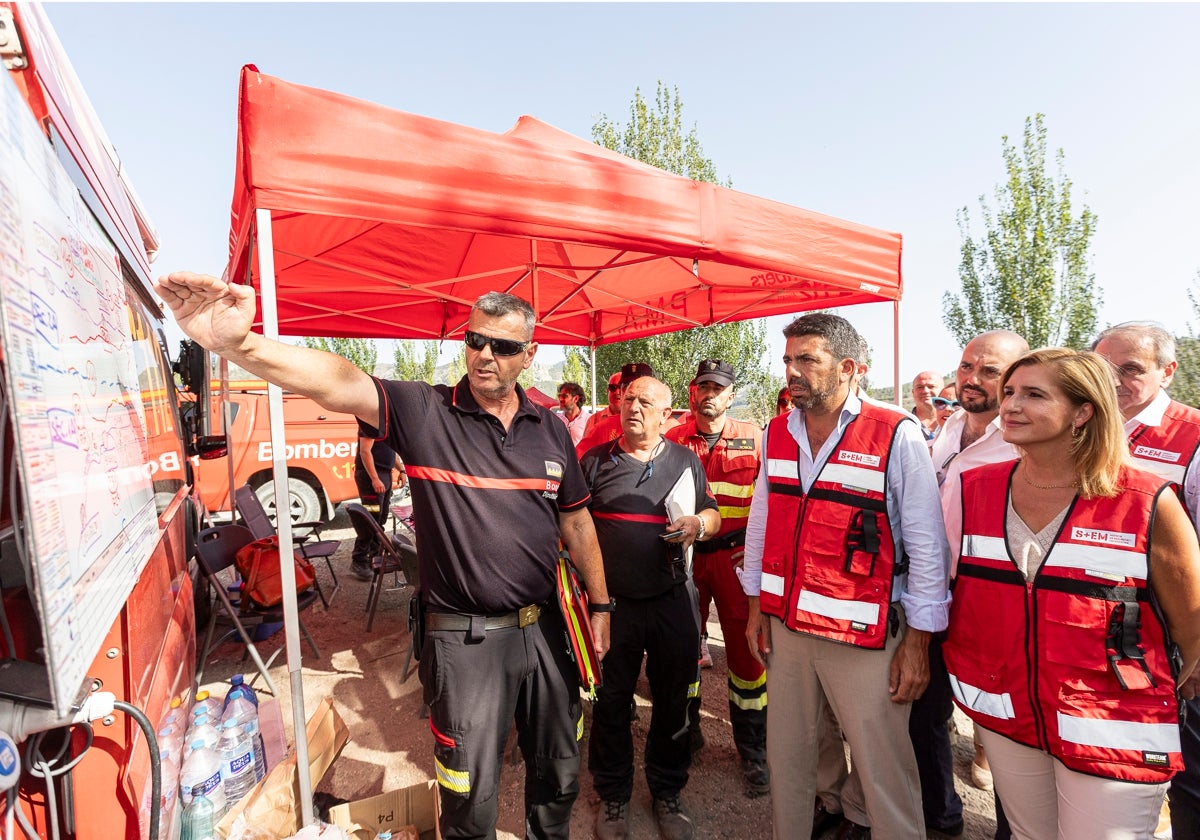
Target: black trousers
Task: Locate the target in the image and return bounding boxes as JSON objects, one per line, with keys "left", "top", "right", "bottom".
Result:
{"left": 419, "top": 606, "right": 581, "bottom": 840}
{"left": 908, "top": 631, "right": 964, "bottom": 832}
{"left": 1171, "top": 697, "right": 1200, "bottom": 840}
{"left": 351, "top": 468, "right": 392, "bottom": 565}
{"left": 589, "top": 584, "right": 700, "bottom": 802}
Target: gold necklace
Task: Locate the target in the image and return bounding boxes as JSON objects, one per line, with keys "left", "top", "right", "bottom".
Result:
{"left": 1020, "top": 462, "right": 1077, "bottom": 490}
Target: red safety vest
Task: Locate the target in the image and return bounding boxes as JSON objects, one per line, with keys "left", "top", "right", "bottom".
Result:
{"left": 666, "top": 417, "right": 761, "bottom": 536}
{"left": 944, "top": 461, "right": 1181, "bottom": 783}
{"left": 761, "top": 404, "right": 905, "bottom": 649}
{"left": 1129, "top": 400, "right": 1200, "bottom": 504}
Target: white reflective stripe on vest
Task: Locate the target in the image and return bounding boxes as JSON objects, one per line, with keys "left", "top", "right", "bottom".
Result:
{"left": 1057, "top": 712, "right": 1181, "bottom": 753}
{"left": 760, "top": 572, "right": 785, "bottom": 597}
{"left": 797, "top": 589, "right": 880, "bottom": 626}
{"left": 767, "top": 458, "right": 799, "bottom": 480}
{"left": 962, "top": 534, "right": 1008, "bottom": 563}
{"left": 948, "top": 673, "right": 1015, "bottom": 720}
{"left": 1131, "top": 456, "right": 1186, "bottom": 485}
{"left": 820, "top": 462, "right": 886, "bottom": 494}
{"left": 1045, "top": 543, "right": 1147, "bottom": 582}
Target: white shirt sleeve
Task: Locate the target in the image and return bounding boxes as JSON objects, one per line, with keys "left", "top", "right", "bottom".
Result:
{"left": 888, "top": 419, "right": 953, "bottom": 632}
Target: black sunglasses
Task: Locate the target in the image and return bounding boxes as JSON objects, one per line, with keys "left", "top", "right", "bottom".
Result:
{"left": 463, "top": 330, "right": 529, "bottom": 357}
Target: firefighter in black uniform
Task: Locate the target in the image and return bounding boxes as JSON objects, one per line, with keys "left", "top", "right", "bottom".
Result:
{"left": 350, "top": 435, "right": 404, "bottom": 580}
{"left": 154, "top": 273, "right": 611, "bottom": 840}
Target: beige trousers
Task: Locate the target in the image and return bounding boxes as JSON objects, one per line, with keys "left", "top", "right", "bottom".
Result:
{"left": 765, "top": 613, "right": 925, "bottom": 839}
{"left": 977, "top": 727, "right": 1167, "bottom": 840}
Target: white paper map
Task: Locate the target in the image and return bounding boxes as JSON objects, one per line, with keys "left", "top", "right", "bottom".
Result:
{"left": 0, "top": 70, "right": 158, "bottom": 714}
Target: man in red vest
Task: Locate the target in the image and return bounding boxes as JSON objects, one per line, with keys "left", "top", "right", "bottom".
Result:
{"left": 743, "top": 312, "right": 950, "bottom": 840}
{"left": 1093, "top": 321, "right": 1200, "bottom": 837}
{"left": 666, "top": 359, "right": 768, "bottom": 797}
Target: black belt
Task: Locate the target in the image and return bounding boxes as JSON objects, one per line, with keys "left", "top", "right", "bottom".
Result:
{"left": 693, "top": 528, "right": 747, "bottom": 554}
{"left": 425, "top": 604, "right": 542, "bottom": 631}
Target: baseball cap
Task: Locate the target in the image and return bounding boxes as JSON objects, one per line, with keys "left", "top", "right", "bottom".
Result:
{"left": 693, "top": 359, "right": 734, "bottom": 388}
{"left": 619, "top": 362, "right": 655, "bottom": 385}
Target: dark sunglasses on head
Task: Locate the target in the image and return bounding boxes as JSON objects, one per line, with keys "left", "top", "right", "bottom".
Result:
{"left": 933, "top": 397, "right": 959, "bottom": 409}
{"left": 463, "top": 330, "right": 529, "bottom": 357}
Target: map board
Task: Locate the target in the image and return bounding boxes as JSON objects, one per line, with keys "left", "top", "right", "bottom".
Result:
{"left": 0, "top": 69, "right": 159, "bottom": 715}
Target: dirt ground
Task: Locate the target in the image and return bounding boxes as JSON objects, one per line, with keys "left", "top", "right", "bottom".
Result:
{"left": 198, "top": 509, "right": 1000, "bottom": 839}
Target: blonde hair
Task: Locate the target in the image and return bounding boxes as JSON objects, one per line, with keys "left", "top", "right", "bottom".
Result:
{"left": 1000, "top": 348, "right": 1129, "bottom": 498}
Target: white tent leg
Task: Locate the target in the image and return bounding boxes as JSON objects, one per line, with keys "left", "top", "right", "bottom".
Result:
{"left": 256, "top": 207, "right": 314, "bottom": 827}
{"left": 893, "top": 301, "right": 902, "bottom": 407}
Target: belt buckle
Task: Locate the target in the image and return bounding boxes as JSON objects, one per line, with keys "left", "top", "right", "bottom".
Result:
{"left": 518, "top": 604, "right": 540, "bottom": 628}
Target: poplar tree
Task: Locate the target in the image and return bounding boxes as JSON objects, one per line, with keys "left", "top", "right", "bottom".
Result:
{"left": 299, "top": 337, "right": 377, "bottom": 374}
{"left": 585, "top": 82, "right": 772, "bottom": 410}
{"left": 943, "top": 114, "right": 1099, "bottom": 349}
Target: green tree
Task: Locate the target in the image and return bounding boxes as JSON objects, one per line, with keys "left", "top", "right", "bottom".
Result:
{"left": 299, "top": 337, "right": 377, "bottom": 374}
{"left": 589, "top": 82, "right": 770, "bottom": 406}
{"left": 443, "top": 354, "right": 466, "bottom": 387}
{"left": 393, "top": 339, "right": 439, "bottom": 383}
{"left": 943, "top": 114, "right": 1099, "bottom": 349}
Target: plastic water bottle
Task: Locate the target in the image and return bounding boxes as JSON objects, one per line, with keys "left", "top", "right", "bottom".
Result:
{"left": 222, "top": 696, "right": 266, "bottom": 781}
{"left": 185, "top": 713, "right": 221, "bottom": 751}
{"left": 193, "top": 690, "right": 222, "bottom": 721}
{"left": 180, "top": 786, "right": 216, "bottom": 840}
{"left": 222, "top": 674, "right": 259, "bottom": 710}
{"left": 179, "top": 739, "right": 226, "bottom": 817}
{"left": 218, "top": 719, "right": 257, "bottom": 806}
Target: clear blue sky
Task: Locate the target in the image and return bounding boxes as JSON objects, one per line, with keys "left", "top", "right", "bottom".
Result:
{"left": 45, "top": 2, "right": 1200, "bottom": 389}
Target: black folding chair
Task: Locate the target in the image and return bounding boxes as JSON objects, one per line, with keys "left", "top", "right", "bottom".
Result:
{"left": 234, "top": 483, "right": 340, "bottom": 608}
{"left": 346, "top": 503, "right": 420, "bottom": 678}
{"left": 194, "top": 524, "right": 321, "bottom": 693}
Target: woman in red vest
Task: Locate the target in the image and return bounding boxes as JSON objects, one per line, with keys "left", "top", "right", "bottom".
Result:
{"left": 943, "top": 348, "right": 1200, "bottom": 839}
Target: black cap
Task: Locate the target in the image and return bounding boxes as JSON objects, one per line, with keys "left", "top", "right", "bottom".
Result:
{"left": 693, "top": 359, "right": 734, "bottom": 387}
{"left": 619, "top": 362, "right": 655, "bottom": 385}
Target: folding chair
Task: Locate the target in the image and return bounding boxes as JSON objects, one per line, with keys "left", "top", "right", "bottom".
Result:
{"left": 194, "top": 524, "right": 321, "bottom": 694}
{"left": 234, "top": 483, "right": 340, "bottom": 608}
{"left": 346, "top": 503, "right": 420, "bottom": 677}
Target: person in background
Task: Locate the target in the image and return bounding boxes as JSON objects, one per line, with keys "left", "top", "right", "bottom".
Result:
{"left": 154, "top": 271, "right": 611, "bottom": 840}
{"left": 776, "top": 387, "right": 791, "bottom": 417}
{"left": 744, "top": 312, "right": 950, "bottom": 840}
{"left": 350, "top": 435, "right": 406, "bottom": 580}
{"left": 933, "top": 385, "right": 958, "bottom": 437}
{"left": 943, "top": 348, "right": 1200, "bottom": 838}
{"left": 576, "top": 363, "right": 656, "bottom": 456}
{"left": 583, "top": 376, "right": 720, "bottom": 840}
{"left": 1092, "top": 321, "right": 1200, "bottom": 838}
{"left": 583, "top": 372, "right": 622, "bottom": 439}
{"left": 667, "top": 359, "right": 768, "bottom": 797}
{"left": 911, "top": 370, "right": 945, "bottom": 441}
{"left": 557, "top": 381, "right": 591, "bottom": 446}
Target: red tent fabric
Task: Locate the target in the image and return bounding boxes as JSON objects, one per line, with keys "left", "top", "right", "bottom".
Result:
{"left": 227, "top": 67, "right": 902, "bottom": 346}
{"left": 523, "top": 386, "right": 558, "bottom": 409}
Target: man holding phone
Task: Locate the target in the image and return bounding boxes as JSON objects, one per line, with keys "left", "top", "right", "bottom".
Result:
{"left": 581, "top": 376, "right": 720, "bottom": 840}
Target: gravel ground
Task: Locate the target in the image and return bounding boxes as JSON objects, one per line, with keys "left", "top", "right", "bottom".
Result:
{"left": 199, "top": 509, "right": 1000, "bottom": 839}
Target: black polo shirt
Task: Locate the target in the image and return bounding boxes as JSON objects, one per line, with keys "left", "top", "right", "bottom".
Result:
{"left": 581, "top": 439, "right": 718, "bottom": 599}
{"left": 361, "top": 377, "right": 590, "bottom": 614}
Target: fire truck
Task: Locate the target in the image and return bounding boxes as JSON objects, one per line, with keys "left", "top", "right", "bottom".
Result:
{"left": 0, "top": 3, "right": 205, "bottom": 838}
{"left": 184, "top": 375, "right": 361, "bottom": 524}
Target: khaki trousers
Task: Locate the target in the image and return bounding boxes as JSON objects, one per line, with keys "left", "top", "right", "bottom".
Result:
{"left": 765, "top": 613, "right": 925, "bottom": 839}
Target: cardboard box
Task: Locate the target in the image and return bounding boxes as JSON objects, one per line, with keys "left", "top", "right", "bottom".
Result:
{"left": 327, "top": 780, "right": 442, "bottom": 840}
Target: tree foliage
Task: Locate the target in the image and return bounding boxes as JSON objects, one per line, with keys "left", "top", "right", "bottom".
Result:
{"left": 943, "top": 114, "right": 1099, "bottom": 349}
{"left": 392, "top": 339, "right": 439, "bottom": 383}
{"left": 588, "top": 82, "right": 771, "bottom": 409}
{"left": 299, "top": 337, "right": 377, "bottom": 374}
{"left": 1171, "top": 271, "right": 1200, "bottom": 408}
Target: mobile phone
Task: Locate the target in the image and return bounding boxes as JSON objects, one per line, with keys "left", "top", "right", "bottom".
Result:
{"left": 660, "top": 530, "right": 685, "bottom": 540}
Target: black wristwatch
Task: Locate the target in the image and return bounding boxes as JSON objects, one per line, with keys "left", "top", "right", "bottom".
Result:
{"left": 589, "top": 597, "right": 616, "bottom": 614}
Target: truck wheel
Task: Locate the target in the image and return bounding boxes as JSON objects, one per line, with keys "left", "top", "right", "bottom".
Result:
{"left": 256, "top": 479, "right": 323, "bottom": 524}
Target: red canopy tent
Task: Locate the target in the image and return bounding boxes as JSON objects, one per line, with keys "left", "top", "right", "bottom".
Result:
{"left": 222, "top": 66, "right": 906, "bottom": 823}
{"left": 227, "top": 67, "right": 903, "bottom": 348}
{"left": 523, "top": 386, "right": 559, "bottom": 410}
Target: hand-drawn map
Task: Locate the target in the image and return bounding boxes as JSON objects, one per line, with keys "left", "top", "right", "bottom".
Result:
{"left": 0, "top": 70, "right": 158, "bottom": 715}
